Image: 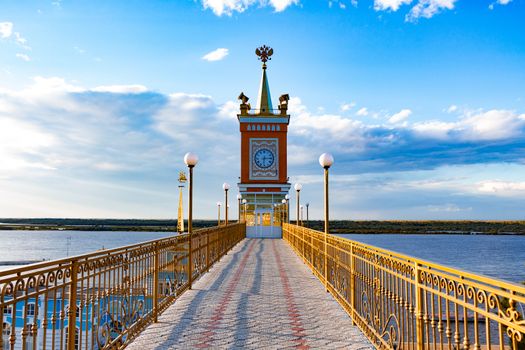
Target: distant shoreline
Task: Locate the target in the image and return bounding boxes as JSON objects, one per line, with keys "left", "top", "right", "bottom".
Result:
{"left": 0, "top": 219, "right": 524, "bottom": 235}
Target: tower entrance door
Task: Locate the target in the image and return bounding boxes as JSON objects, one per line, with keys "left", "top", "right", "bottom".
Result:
{"left": 246, "top": 207, "right": 282, "bottom": 238}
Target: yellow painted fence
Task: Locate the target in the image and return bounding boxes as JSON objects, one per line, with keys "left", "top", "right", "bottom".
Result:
{"left": 283, "top": 223, "right": 525, "bottom": 350}
{"left": 0, "top": 223, "right": 245, "bottom": 350}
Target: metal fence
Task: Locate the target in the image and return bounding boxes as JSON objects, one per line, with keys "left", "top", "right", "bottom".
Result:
{"left": 0, "top": 223, "right": 245, "bottom": 350}
{"left": 283, "top": 223, "right": 525, "bottom": 350}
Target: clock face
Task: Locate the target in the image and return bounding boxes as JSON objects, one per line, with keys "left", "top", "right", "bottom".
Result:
{"left": 254, "top": 149, "right": 275, "bottom": 169}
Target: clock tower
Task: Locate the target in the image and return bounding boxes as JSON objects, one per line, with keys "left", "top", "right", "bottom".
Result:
{"left": 237, "top": 45, "right": 291, "bottom": 238}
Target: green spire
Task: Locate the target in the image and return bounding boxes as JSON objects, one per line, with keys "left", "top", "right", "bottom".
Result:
{"left": 256, "top": 65, "right": 273, "bottom": 114}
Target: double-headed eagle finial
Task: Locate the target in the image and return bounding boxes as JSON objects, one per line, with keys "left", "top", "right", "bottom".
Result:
{"left": 255, "top": 45, "right": 273, "bottom": 66}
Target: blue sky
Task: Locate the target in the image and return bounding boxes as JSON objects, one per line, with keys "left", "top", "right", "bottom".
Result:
{"left": 1, "top": 0, "right": 524, "bottom": 220}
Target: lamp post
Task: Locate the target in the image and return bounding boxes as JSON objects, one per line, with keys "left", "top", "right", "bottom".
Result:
{"left": 216, "top": 201, "right": 222, "bottom": 226}
{"left": 300, "top": 205, "right": 304, "bottom": 226}
{"left": 242, "top": 199, "right": 247, "bottom": 223}
{"left": 319, "top": 152, "right": 334, "bottom": 291}
{"left": 184, "top": 152, "right": 198, "bottom": 290}
{"left": 305, "top": 203, "right": 309, "bottom": 228}
{"left": 223, "top": 183, "right": 230, "bottom": 226}
{"left": 237, "top": 194, "right": 242, "bottom": 222}
{"left": 285, "top": 194, "right": 290, "bottom": 223}
{"left": 294, "top": 183, "right": 302, "bottom": 226}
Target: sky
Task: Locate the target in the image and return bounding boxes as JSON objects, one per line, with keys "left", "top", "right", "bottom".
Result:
{"left": 0, "top": 0, "right": 524, "bottom": 220}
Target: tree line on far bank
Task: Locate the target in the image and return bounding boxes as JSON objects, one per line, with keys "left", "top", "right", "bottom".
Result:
{"left": 1, "top": 218, "right": 524, "bottom": 234}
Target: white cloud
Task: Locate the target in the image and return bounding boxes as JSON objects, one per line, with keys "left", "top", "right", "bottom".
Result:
{"left": 446, "top": 104, "right": 458, "bottom": 113}
{"left": 202, "top": 48, "right": 229, "bottom": 62}
{"left": 0, "top": 22, "right": 13, "bottom": 38}
{"left": 268, "top": 0, "right": 299, "bottom": 12}
{"left": 288, "top": 97, "right": 367, "bottom": 159}
{"left": 14, "top": 32, "right": 30, "bottom": 49}
{"left": 406, "top": 0, "right": 456, "bottom": 22}
{"left": 201, "top": 0, "right": 297, "bottom": 16}
{"left": 477, "top": 180, "right": 525, "bottom": 196}
{"left": 340, "top": 102, "right": 356, "bottom": 111}
{"left": 374, "top": 0, "right": 412, "bottom": 11}
{"left": 388, "top": 108, "right": 411, "bottom": 124}
{"left": 412, "top": 120, "right": 455, "bottom": 139}
{"left": 74, "top": 46, "right": 86, "bottom": 54}
{"left": 356, "top": 107, "right": 368, "bottom": 116}
{"left": 2, "top": 78, "right": 525, "bottom": 219}
{"left": 91, "top": 84, "right": 148, "bottom": 94}
{"left": 373, "top": 0, "right": 455, "bottom": 21}
{"left": 217, "top": 100, "right": 238, "bottom": 120}
{"left": 15, "top": 53, "right": 30, "bottom": 62}
{"left": 427, "top": 203, "right": 472, "bottom": 212}
{"left": 489, "top": 0, "right": 512, "bottom": 9}
{"left": 0, "top": 23, "right": 31, "bottom": 50}
{"left": 413, "top": 109, "right": 525, "bottom": 141}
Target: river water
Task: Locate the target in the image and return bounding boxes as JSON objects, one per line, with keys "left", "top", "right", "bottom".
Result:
{"left": 0, "top": 231, "right": 523, "bottom": 284}
{"left": 338, "top": 233, "right": 525, "bottom": 284}
{"left": 0, "top": 230, "right": 172, "bottom": 271}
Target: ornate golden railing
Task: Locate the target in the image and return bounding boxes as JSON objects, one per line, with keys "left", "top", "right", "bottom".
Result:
{"left": 283, "top": 223, "right": 525, "bottom": 350}
{"left": 0, "top": 223, "right": 245, "bottom": 350}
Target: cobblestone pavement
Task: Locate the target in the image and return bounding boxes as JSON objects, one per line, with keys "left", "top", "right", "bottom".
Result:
{"left": 127, "top": 239, "right": 372, "bottom": 349}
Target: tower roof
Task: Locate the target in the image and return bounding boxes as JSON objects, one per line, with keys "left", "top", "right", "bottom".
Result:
{"left": 256, "top": 66, "right": 273, "bottom": 114}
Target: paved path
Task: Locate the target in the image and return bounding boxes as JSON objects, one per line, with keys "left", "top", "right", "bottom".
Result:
{"left": 127, "top": 239, "right": 372, "bottom": 349}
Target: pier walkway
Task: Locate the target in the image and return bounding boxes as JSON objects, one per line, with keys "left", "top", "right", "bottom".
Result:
{"left": 127, "top": 239, "right": 372, "bottom": 349}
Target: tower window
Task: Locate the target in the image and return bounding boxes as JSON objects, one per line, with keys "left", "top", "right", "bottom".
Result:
{"left": 247, "top": 125, "right": 251, "bottom": 131}
{"left": 3, "top": 306, "right": 11, "bottom": 315}
{"left": 276, "top": 125, "right": 281, "bottom": 131}
{"left": 262, "top": 125, "right": 266, "bottom": 131}
{"left": 26, "top": 303, "right": 35, "bottom": 317}
{"left": 257, "top": 125, "right": 261, "bottom": 131}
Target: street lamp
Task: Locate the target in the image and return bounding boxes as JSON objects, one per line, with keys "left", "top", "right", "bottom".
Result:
{"left": 237, "top": 194, "right": 242, "bottom": 222}
{"left": 300, "top": 205, "right": 304, "bottom": 226}
{"left": 216, "top": 201, "right": 222, "bottom": 226}
{"left": 184, "top": 152, "right": 198, "bottom": 290}
{"left": 223, "top": 183, "right": 230, "bottom": 225}
{"left": 242, "top": 199, "right": 247, "bottom": 223}
{"left": 319, "top": 152, "right": 334, "bottom": 291}
{"left": 305, "top": 203, "right": 309, "bottom": 228}
{"left": 294, "top": 183, "right": 302, "bottom": 226}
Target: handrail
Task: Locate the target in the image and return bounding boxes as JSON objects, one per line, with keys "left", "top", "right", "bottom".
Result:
{"left": 0, "top": 223, "right": 246, "bottom": 349}
{"left": 283, "top": 223, "right": 525, "bottom": 350}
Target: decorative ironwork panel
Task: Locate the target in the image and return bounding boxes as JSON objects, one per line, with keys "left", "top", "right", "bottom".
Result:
{"left": 282, "top": 223, "right": 525, "bottom": 350}
{"left": 0, "top": 223, "right": 245, "bottom": 349}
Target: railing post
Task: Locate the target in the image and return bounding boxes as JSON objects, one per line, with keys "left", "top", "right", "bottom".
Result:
{"left": 350, "top": 243, "right": 355, "bottom": 325}
{"left": 415, "top": 262, "right": 424, "bottom": 350}
{"left": 67, "top": 259, "right": 78, "bottom": 350}
{"left": 302, "top": 227, "right": 305, "bottom": 261}
{"left": 188, "top": 233, "right": 193, "bottom": 289}
{"left": 153, "top": 242, "right": 159, "bottom": 323}
{"left": 206, "top": 229, "right": 210, "bottom": 271}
